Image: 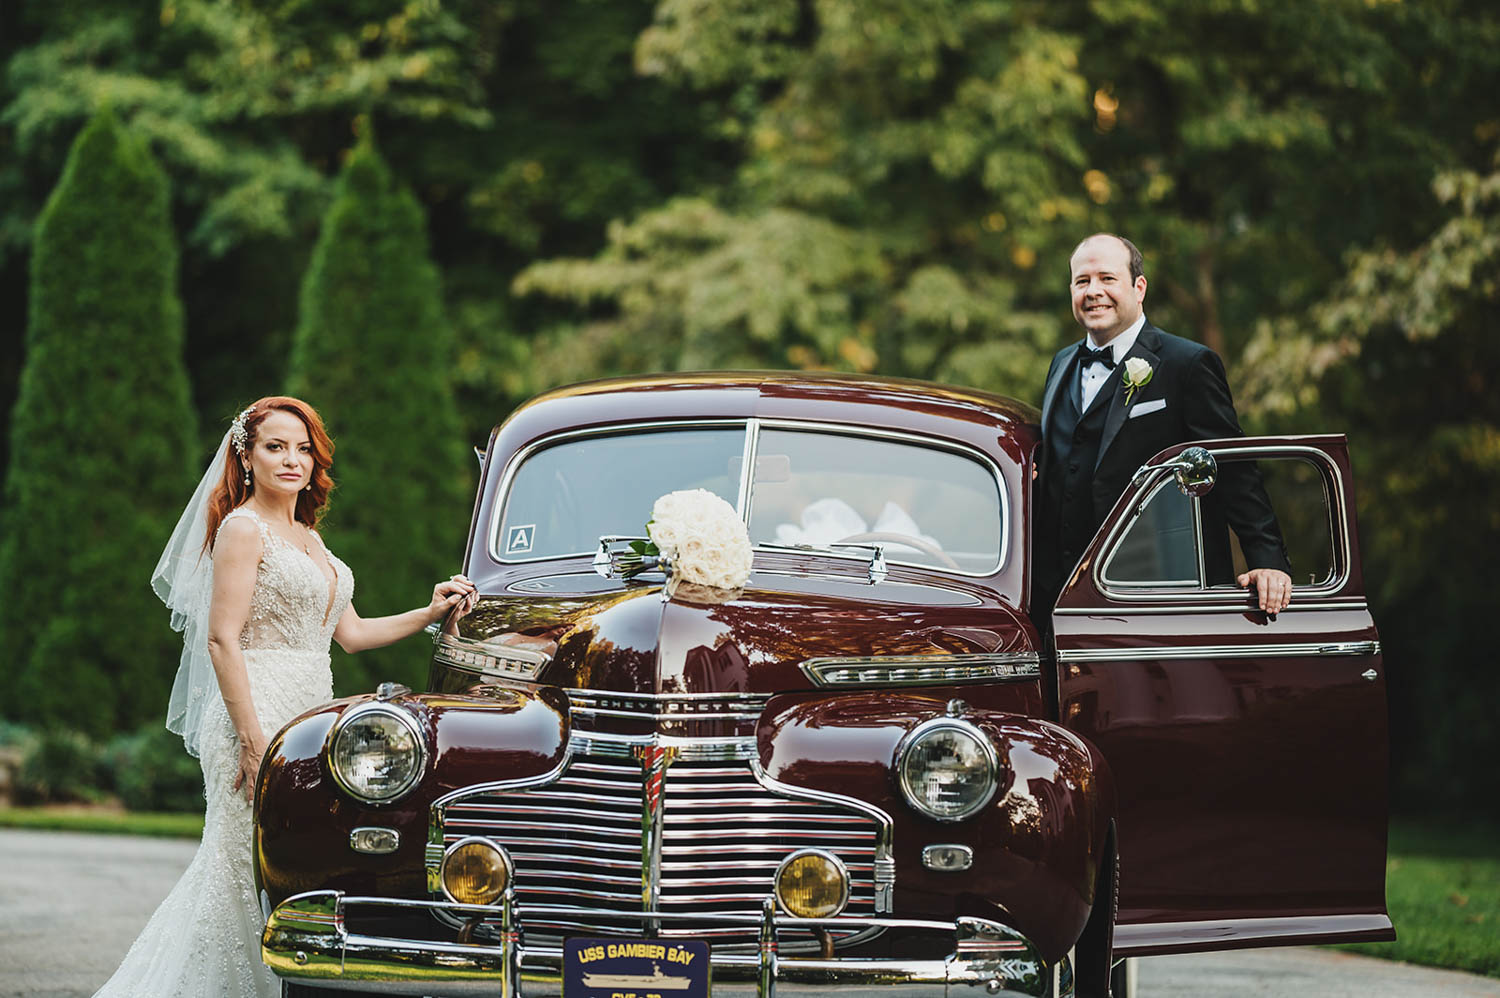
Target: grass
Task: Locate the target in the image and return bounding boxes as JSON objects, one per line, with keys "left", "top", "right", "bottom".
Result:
{"left": 1335, "top": 818, "right": 1500, "bottom": 978}
{"left": 0, "top": 805, "right": 203, "bottom": 839}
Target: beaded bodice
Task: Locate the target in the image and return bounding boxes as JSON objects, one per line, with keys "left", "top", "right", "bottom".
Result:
{"left": 219, "top": 507, "right": 354, "bottom": 653}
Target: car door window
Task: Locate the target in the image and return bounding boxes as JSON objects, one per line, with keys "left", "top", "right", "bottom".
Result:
{"left": 1213, "top": 456, "right": 1336, "bottom": 588}
{"left": 1099, "top": 453, "right": 1339, "bottom": 594}
{"left": 1100, "top": 478, "right": 1200, "bottom": 586}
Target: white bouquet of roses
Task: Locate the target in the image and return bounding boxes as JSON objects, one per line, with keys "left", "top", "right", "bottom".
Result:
{"left": 646, "top": 489, "right": 754, "bottom": 590}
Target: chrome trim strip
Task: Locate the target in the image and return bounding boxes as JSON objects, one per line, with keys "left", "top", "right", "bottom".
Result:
{"left": 746, "top": 753, "right": 896, "bottom": 913}
{"left": 1057, "top": 640, "right": 1381, "bottom": 663}
{"left": 1113, "top": 912, "right": 1394, "bottom": 955}
{"left": 801, "top": 653, "right": 1040, "bottom": 687}
{"left": 433, "top": 631, "right": 552, "bottom": 682}
{"left": 1092, "top": 444, "right": 1352, "bottom": 604}
{"left": 1053, "top": 600, "right": 1370, "bottom": 615}
{"left": 572, "top": 732, "right": 759, "bottom": 761}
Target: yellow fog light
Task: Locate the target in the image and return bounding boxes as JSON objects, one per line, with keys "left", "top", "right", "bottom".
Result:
{"left": 441, "top": 837, "right": 511, "bottom": 906}
{"left": 774, "top": 849, "right": 850, "bottom": 918}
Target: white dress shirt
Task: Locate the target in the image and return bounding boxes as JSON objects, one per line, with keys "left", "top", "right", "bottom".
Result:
{"left": 1080, "top": 313, "right": 1146, "bottom": 411}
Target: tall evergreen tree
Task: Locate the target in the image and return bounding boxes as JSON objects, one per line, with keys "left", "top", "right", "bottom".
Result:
{"left": 288, "top": 138, "right": 469, "bottom": 694}
{"left": 0, "top": 110, "right": 197, "bottom": 737}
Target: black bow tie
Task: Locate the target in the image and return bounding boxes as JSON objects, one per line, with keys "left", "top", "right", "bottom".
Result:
{"left": 1077, "top": 343, "right": 1116, "bottom": 369}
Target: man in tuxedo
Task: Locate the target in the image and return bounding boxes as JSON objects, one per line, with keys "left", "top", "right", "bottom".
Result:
{"left": 1032, "top": 233, "right": 1292, "bottom": 623}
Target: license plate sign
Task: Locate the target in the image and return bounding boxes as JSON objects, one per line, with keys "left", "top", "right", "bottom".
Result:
{"left": 564, "top": 938, "right": 710, "bottom": 998}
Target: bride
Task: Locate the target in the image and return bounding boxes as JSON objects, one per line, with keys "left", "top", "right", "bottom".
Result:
{"left": 94, "top": 396, "right": 476, "bottom": 998}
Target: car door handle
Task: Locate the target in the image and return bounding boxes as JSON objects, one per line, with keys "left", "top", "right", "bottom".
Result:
{"left": 1361, "top": 668, "right": 1379, "bottom": 681}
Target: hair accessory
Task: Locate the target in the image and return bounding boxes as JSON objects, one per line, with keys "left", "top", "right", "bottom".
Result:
{"left": 229, "top": 405, "right": 256, "bottom": 455}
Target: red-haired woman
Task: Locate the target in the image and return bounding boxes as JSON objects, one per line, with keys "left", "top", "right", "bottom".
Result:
{"left": 93, "top": 397, "right": 476, "bottom": 998}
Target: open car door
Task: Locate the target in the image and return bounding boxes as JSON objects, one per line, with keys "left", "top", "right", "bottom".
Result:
{"left": 1053, "top": 434, "right": 1393, "bottom": 956}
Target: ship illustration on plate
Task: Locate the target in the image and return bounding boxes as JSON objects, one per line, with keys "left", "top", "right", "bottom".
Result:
{"left": 580, "top": 963, "right": 692, "bottom": 991}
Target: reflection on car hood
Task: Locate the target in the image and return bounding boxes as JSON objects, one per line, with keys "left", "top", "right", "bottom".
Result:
{"left": 450, "top": 572, "right": 1034, "bottom": 696}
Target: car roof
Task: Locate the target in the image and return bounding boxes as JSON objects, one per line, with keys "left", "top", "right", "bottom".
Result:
{"left": 498, "top": 372, "right": 1040, "bottom": 455}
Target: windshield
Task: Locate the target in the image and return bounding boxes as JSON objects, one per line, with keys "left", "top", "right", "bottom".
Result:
{"left": 747, "top": 428, "right": 1004, "bottom": 574}
{"left": 494, "top": 423, "right": 1006, "bottom": 575}
{"left": 495, "top": 427, "right": 745, "bottom": 560}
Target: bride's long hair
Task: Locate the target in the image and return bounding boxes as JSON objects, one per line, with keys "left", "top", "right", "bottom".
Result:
{"left": 203, "top": 396, "right": 335, "bottom": 550}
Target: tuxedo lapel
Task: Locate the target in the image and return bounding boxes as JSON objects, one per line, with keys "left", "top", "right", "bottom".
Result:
{"left": 1096, "top": 325, "right": 1162, "bottom": 470}
{"left": 1040, "top": 343, "right": 1078, "bottom": 431}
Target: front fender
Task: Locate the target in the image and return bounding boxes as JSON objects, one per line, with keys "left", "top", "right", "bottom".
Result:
{"left": 759, "top": 691, "right": 1116, "bottom": 962}
{"left": 254, "top": 685, "right": 569, "bottom": 907}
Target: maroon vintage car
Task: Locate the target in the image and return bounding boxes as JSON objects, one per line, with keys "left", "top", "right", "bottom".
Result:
{"left": 254, "top": 373, "right": 1390, "bottom": 998}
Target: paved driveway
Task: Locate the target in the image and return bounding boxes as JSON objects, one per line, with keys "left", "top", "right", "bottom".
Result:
{"left": 3, "top": 828, "right": 1497, "bottom": 998}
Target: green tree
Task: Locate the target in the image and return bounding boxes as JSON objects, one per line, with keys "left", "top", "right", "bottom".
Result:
{"left": 0, "top": 109, "right": 196, "bottom": 737}
{"left": 1237, "top": 151, "right": 1500, "bottom": 814}
{"left": 288, "top": 137, "right": 469, "bottom": 695}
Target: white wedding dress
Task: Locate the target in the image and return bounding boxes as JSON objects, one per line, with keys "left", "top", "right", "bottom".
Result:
{"left": 96, "top": 507, "right": 353, "bottom": 998}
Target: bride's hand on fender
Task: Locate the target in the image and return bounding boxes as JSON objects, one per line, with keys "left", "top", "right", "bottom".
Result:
{"left": 233, "top": 731, "right": 268, "bottom": 805}
{"left": 428, "top": 574, "right": 478, "bottom": 624}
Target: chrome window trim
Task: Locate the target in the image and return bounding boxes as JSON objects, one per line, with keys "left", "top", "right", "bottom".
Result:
{"left": 801, "top": 652, "right": 1040, "bottom": 687}
{"left": 487, "top": 417, "right": 1011, "bottom": 579}
{"left": 1056, "top": 640, "right": 1381, "bottom": 663}
{"left": 736, "top": 419, "right": 759, "bottom": 517}
{"left": 1091, "top": 444, "right": 1350, "bottom": 605}
{"left": 324, "top": 702, "right": 429, "bottom": 806}
{"left": 488, "top": 420, "right": 748, "bottom": 564}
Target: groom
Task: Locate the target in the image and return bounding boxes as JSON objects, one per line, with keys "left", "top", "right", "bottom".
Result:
{"left": 1032, "top": 233, "right": 1293, "bottom": 623}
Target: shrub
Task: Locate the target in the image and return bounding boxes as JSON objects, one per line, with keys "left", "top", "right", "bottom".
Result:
{"left": 287, "top": 138, "right": 469, "bottom": 694}
{"left": 104, "top": 724, "right": 203, "bottom": 813}
{"left": 17, "top": 729, "right": 108, "bottom": 804}
{"left": 0, "top": 109, "right": 197, "bottom": 737}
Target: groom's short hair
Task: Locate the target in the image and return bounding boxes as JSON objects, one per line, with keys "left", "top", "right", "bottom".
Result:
{"left": 1072, "top": 233, "right": 1145, "bottom": 283}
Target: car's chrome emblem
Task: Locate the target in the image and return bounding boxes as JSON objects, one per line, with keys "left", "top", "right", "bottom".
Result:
{"left": 632, "top": 743, "right": 680, "bottom": 918}
{"left": 633, "top": 743, "right": 680, "bottom": 816}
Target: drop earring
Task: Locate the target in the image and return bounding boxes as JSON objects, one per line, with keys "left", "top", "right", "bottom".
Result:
{"left": 244, "top": 466, "right": 251, "bottom": 487}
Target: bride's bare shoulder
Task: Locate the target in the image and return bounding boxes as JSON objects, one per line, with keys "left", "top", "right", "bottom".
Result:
{"left": 214, "top": 510, "right": 264, "bottom": 560}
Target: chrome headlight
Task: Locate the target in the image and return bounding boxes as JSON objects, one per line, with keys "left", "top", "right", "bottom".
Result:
{"left": 896, "top": 717, "right": 998, "bottom": 821}
{"left": 327, "top": 704, "right": 425, "bottom": 804}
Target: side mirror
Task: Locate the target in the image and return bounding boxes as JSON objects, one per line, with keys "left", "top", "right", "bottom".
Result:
{"left": 1170, "top": 446, "right": 1217, "bottom": 497}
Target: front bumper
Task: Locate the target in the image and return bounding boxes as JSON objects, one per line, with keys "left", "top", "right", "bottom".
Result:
{"left": 262, "top": 890, "right": 1071, "bottom": 998}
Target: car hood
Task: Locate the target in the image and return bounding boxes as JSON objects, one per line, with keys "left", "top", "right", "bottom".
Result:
{"left": 446, "top": 570, "right": 1034, "bottom": 695}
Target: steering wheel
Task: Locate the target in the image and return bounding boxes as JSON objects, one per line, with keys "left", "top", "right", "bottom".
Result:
{"left": 834, "top": 531, "right": 961, "bottom": 572}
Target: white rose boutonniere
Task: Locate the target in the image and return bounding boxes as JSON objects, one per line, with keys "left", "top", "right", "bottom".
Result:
{"left": 645, "top": 489, "right": 754, "bottom": 590}
{"left": 1122, "top": 357, "right": 1154, "bottom": 405}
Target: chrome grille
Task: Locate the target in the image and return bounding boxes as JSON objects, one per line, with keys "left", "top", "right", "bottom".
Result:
{"left": 437, "top": 747, "right": 882, "bottom": 948}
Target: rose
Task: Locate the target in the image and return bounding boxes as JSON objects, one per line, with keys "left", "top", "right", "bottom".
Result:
{"left": 1122, "top": 357, "right": 1154, "bottom": 405}
{"left": 647, "top": 489, "right": 753, "bottom": 590}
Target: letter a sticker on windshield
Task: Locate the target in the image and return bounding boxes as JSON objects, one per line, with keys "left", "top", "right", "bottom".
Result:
{"left": 506, "top": 524, "right": 535, "bottom": 554}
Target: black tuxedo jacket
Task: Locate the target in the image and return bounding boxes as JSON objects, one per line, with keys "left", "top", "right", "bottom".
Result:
{"left": 1036, "top": 322, "right": 1290, "bottom": 588}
